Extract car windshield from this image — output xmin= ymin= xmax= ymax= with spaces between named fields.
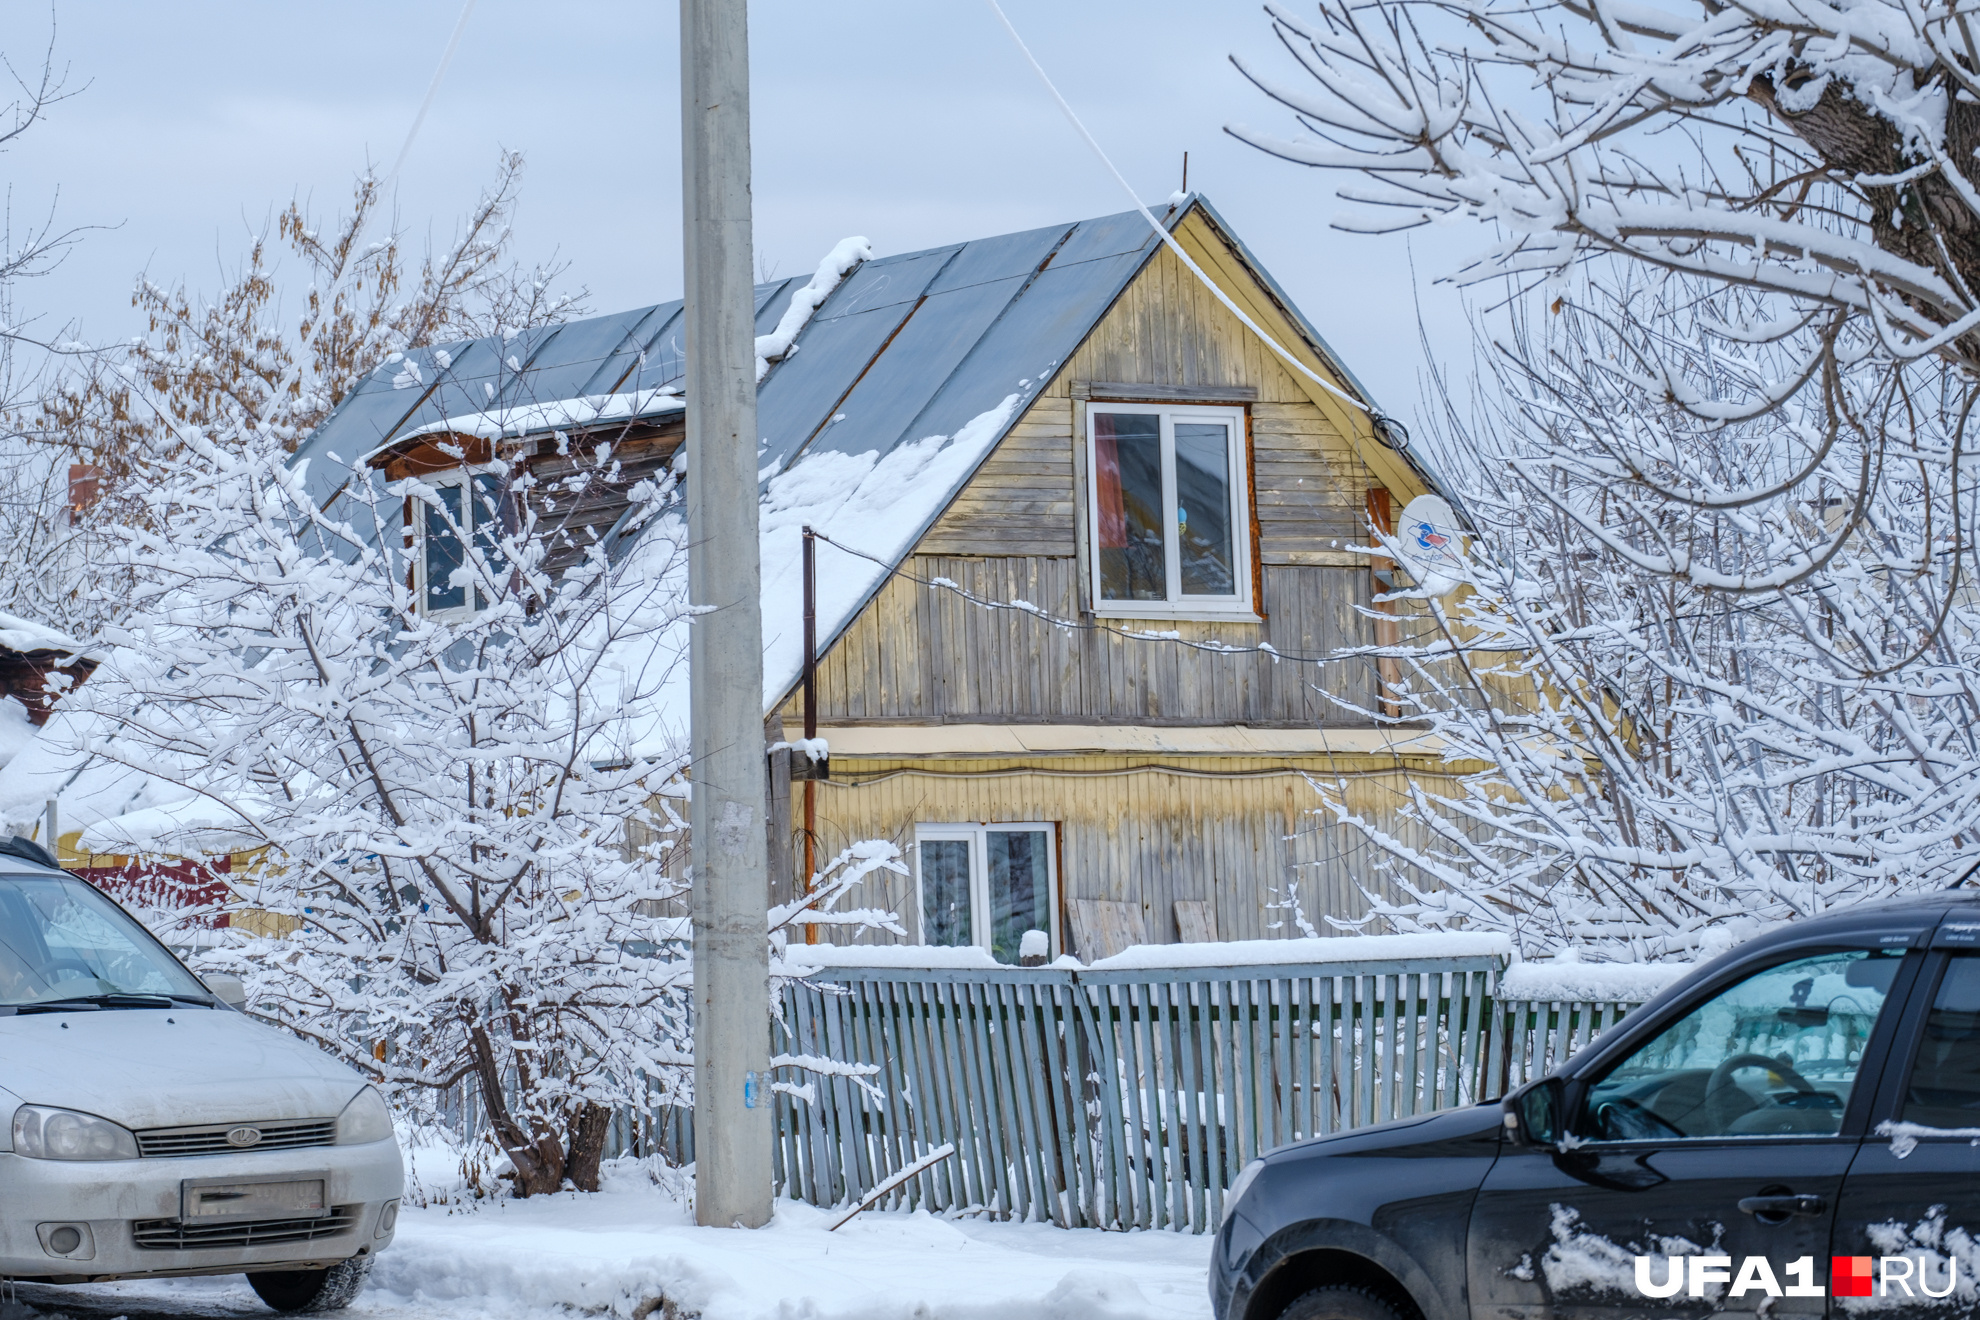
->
xmin=0 ymin=873 xmax=210 ymax=1007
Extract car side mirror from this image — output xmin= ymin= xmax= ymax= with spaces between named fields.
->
xmin=1504 ymin=1078 xmax=1563 ymax=1148
xmin=202 ymin=973 xmax=248 ymax=1010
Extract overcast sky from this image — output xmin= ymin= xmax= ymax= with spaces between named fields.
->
xmin=1 ymin=0 xmax=1482 ymax=429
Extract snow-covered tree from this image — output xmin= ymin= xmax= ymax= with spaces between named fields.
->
xmin=5 ymin=152 xmax=581 ymax=639
xmin=1237 ymin=0 xmax=1980 ymax=954
xmin=69 ymin=412 xmax=901 ymax=1195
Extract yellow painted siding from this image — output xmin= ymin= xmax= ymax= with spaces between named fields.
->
xmin=800 ymin=754 xmax=1467 ymax=954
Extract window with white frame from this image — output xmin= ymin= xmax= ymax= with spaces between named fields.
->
xmin=1086 ymin=403 xmax=1253 ymax=617
xmin=915 ymin=823 xmax=1058 ymax=964
xmin=415 ymin=470 xmax=510 ymax=616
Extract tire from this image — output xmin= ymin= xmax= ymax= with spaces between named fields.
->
xmin=1275 ymin=1284 xmax=1410 ymax=1320
xmin=246 ymin=1255 xmax=374 ymax=1313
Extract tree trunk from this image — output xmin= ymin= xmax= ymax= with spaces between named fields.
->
xmin=467 ymin=1023 xmax=568 ymax=1197
xmin=563 ymin=1102 xmax=615 ymax=1193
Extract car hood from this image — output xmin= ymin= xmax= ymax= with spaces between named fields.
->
xmin=0 ymin=1008 xmax=365 ymax=1131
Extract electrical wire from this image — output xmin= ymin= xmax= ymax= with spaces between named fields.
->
xmin=980 ymin=0 xmax=1378 ymax=424
xmin=386 ymin=0 xmax=478 ymax=185
xmin=809 ymin=529 xmax=1383 ymax=670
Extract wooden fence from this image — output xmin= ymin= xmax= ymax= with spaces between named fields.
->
xmin=764 ymin=956 xmax=1648 ymax=1232
xmin=432 ymin=955 xmax=1649 ymax=1230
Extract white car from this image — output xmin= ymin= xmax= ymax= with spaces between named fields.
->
xmin=0 ymin=838 xmax=403 ymax=1313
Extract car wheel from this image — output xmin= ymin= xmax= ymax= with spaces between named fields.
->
xmin=246 ymin=1255 xmax=374 ymax=1313
xmin=1276 ymin=1284 xmax=1410 ymax=1320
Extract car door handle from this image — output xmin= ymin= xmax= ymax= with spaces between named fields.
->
xmin=1738 ymin=1194 xmax=1827 ymax=1218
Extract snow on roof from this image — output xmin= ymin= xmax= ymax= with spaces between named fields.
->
xmin=77 ymin=793 xmax=265 ymax=858
xmin=0 ymin=700 xmax=241 ymax=856
xmin=385 ymin=387 xmax=683 ymax=448
xmin=0 ymin=609 xmax=85 ymax=656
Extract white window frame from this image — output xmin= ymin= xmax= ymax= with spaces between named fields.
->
xmin=1085 ymin=402 xmax=1254 ymax=619
xmin=410 ymin=465 xmax=508 ymax=619
xmin=912 ymin=822 xmax=1060 ymax=961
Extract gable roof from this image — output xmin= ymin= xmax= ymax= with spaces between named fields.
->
xmin=293 ymin=195 xmax=1448 ymax=757
xmin=298 ymin=194 xmax=1434 ymax=513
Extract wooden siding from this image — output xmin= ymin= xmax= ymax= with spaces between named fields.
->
xmin=800 ymin=756 xmax=1465 ymax=949
xmin=921 ymin=240 xmax=1381 ymax=570
xmin=917 ymin=397 xmax=1077 ymax=557
xmin=778 ymin=221 xmax=1462 ymax=948
xmin=801 ymin=237 xmax=1410 ymax=728
xmin=785 ymin=555 xmax=1380 ymax=726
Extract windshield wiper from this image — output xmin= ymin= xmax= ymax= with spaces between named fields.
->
xmin=10 ymin=992 xmax=214 ymax=1015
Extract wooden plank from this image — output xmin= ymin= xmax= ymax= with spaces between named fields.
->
xmin=1072 ymin=899 xmax=1148 ymax=961
xmin=1174 ymin=899 xmax=1218 ymax=943
xmin=1150 ymin=982 xmax=1186 ymax=1230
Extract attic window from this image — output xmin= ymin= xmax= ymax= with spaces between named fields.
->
xmin=1087 ymin=403 xmax=1253 ymax=617
xmin=416 ymin=470 xmax=510 ymax=615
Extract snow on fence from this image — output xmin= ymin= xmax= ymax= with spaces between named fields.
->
xmin=763 ymin=947 xmax=1674 ymax=1232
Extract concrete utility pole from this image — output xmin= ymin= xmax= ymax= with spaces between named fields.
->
xmin=682 ymin=0 xmax=773 ymax=1229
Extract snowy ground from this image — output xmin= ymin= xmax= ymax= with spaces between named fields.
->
xmin=6 ymin=1159 xmax=1214 ymax=1320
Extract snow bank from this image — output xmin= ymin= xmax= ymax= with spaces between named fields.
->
xmin=41 ymin=1158 xmax=1212 ymax=1320
xmin=372 ymin=1168 xmax=1209 ymax=1320
xmin=1499 ymin=956 xmax=1693 ymax=1003
xmin=1087 ymin=931 xmax=1511 ymax=970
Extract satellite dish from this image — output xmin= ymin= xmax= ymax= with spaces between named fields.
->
xmin=1393 ymin=494 xmax=1467 ymax=593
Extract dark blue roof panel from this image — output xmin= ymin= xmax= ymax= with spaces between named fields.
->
xmin=294 ymin=196 xmax=1415 ymax=559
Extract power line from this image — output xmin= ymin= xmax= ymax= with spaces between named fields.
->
xmin=980 ymin=0 xmax=1378 ymax=424
xmin=386 ymin=0 xmax=478 ymax=185
xmin=808 ymin=529 xmax=1378 ymax=670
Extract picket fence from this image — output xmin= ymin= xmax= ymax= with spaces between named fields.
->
xmin=763 ymin=956 xmax=1641 ymax=1231
xmin=439 ymin=953 xmax=1646 ymax=1231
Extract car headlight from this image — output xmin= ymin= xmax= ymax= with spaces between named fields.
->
xmin=1222 ymin=1157 xmax=1266 ymax=1227
xmin=12 ymin=1105 xmax=139 ymax=1161
xmin=335 ymin=1086 xmax=395 ymax=1145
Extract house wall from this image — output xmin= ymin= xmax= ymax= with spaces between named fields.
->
xmin=780 ymin=237 xmax=1400 ymax=730
xmin=800 ymin=754 xmax=1465 ymax=953
xmin=779 ymin=225 xmax=1449 ymax=947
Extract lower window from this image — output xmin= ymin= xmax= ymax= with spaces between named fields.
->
xmin=914 ymin=823 xmax=1057 ymax=964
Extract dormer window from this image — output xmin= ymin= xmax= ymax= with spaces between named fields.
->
xmin=416 ymin=470 xmax=510 ymax=615
xmin=1087 ymin=403 xmax=1253 ymax=617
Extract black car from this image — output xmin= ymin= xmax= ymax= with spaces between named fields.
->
xmin=1214 ymin=893 xmax=1980 ymax=1320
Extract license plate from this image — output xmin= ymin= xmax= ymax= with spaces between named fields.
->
xmin=181 ymin=1177 xmax=328 ymax=1220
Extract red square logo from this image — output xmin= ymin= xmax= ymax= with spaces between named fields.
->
xmin=1833 ymin=1256 xmax=1875 ymax=1298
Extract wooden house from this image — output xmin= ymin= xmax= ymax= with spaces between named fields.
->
xmin=279 ymin=195 xmax=1465 ymax=961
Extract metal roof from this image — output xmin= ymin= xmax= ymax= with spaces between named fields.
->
xmin=293 ymin=195 xmax=1453 ymax=594
xmin=297 ymin=193 xmax=1431 ymax=508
